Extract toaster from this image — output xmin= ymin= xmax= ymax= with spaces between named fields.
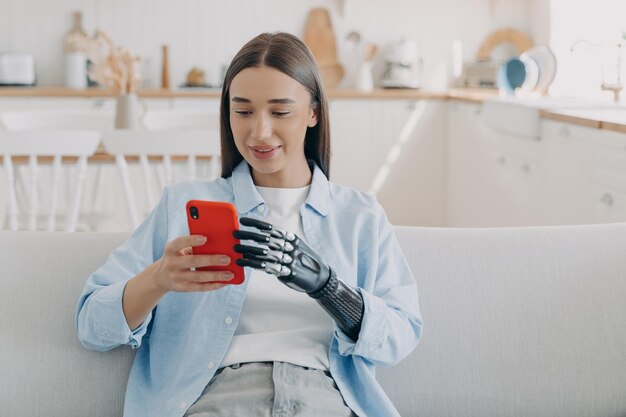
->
xmin=0 ymin=52 xmax=36 ymax=86
xmin=459 ymin=60 xmax=500 ymax=89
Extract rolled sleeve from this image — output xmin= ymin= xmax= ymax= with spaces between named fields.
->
xmin=335 ymin=288 xmax=389 ymax=356
xmin=76 ymin=187 xmax=170 ymax=352
xmin=77 ymin=281 xmax=151 ymax=350
xmin=336 ymin=199 xmax=422 ymax=367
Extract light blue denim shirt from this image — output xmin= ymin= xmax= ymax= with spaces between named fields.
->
xmin=76 ymin=160 xmax=422 ymax=417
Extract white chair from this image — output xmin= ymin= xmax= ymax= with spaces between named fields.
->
xmin=0 ymin=130 xmax=101 ymax=231
xmin=101 ymin=128 xmax=221 ymax=229
xmin=141 ymin=108 xmax=219 ymax=130
xmin=0 ymin=109 xmax=115 ymax=232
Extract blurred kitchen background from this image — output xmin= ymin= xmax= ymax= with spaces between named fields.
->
xmin=1 ymin=0 xmax=626 ymax=232
xmin=2 ymin=0 xmax=544 ymax=90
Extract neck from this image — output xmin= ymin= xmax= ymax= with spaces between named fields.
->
xmin=251 ymin=158 xmax=312 ymax=188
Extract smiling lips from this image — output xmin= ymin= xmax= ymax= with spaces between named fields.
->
xmin=250 ymin=145 xmax=281 ymax=159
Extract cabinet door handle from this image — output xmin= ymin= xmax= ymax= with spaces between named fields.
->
xmin=601 ymin=193 xmax=614 ymax=206
xmin=559 ymin=125 xmax=570 ymax=138
xmin=407 ymin=101 xmax=419 ymax=110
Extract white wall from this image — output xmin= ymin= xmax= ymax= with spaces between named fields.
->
xmin=548 ymin=0 xmax=626 ymax=103
xmin=0 ymin=0 xmax=532 ymax=90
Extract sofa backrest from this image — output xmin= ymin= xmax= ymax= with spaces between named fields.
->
xmin=0 ymin=232 xmax=133 ymax=416
xmin=378 ymin=224 xmax=626 ymax=417
xmin=1 ymin=224 xmax=625 ymax=416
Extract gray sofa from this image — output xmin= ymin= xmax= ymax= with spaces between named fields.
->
xmin=1 ymin=224 xmax=625 ymax=416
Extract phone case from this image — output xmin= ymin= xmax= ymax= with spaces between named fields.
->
xmin=186 ymin=200 xmax=245 ymax=285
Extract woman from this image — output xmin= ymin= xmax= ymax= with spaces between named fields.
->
xmin=77 ymin=32 xmax=422 ymax=417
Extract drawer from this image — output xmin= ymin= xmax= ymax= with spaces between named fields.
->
xmin=593 ymin=138 xmax=626 ymax=175
xmin=541 ymin=120 xmax=597 ymax=143
xmin=588 ymin=182 xmax=626 ymax=223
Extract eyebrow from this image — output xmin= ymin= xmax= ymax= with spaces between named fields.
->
xmin=231 ymin=96 xmax=297 ymax=104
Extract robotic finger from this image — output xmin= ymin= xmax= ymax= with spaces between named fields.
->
xmin=234 ymin=244 xmax=293 ymax=264
xmin=240 ymin=217 xmax=296 ymax=241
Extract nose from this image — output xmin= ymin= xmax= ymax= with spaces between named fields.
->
xmin=251 ymin=113 xmax=272 ymax=141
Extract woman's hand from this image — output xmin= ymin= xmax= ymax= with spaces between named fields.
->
xmin=152 ymin=235 xmax=234 ymax=292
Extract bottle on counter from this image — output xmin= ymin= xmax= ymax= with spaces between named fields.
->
xmin=64 ymin=11 xmax=88 ymax=89
xmin=161 ymin=45 xmax=170 ymax=90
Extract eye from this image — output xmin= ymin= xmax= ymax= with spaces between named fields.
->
xmin=273 ymin=111 xmax=290 ymax=117
xmin=234 ymin=110 xmax=251 ymax=116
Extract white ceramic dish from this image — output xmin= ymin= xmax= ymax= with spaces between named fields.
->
xmin=518 ymin=54 xmax=539 ymax=94
xmin=521 ymin=45 xmax=557 ymax=95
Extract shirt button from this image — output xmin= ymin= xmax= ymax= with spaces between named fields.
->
xmin=207 ymin=361 xmax=215 ymax=369
xmin=224 ymin=316 xmax=233 ymax=325
xmin=258 ymin=205 xmax=265 ymax=212
xmin=179 ymin=402 xmax=188 ymax=409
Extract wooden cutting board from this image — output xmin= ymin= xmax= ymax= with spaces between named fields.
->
xmin=304 ymin=7 xmax=344 ymax=87
xmin=476 ymin=28 xmax=533 ymax=61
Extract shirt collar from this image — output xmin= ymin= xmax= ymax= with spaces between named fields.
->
xmin=231 ymin=159 xmax=330 ymax=217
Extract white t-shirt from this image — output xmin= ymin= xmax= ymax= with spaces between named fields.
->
xmin=219 ymin=185 xmax=335 ymax=370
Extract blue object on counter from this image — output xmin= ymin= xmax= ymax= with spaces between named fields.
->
xmin=497 ymin=58 xmax=526 ymax=94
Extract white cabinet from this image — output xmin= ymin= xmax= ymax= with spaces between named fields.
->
xmin=542 ymin=120 xmax=626 ymax=225
xmin=447 ymin=101 xmax=547 ymax=227
xmin=541 ymin=121 xmax=593 ymax=225
xmin=587 ymin=129 xmax=626 ymax=223
xmin=447 ymin=103 xmax=626 ymax=227
xmin=446 ymin=101 xmax=492 ymax=226
xmin=0 ymin=96 xmax=172 ymax=112
xmin=330 ymin=99 xmax=446 ymax=227
xmin=171 ymin=97 xmax=220 ymax=110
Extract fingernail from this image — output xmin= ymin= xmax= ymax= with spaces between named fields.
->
xmin=223 ymin=272 xmax=234 ymax=280
xmin=218 ymin=256 xmax=231 ymax=265
xmin=197 ymin=236 xmax=207 ymax=243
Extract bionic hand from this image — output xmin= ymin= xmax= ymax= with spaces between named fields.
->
xmin=233 ymin=217 xmax=364 ymax=341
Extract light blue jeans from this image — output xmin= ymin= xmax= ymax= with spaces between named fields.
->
xmin=184 ymin=362 xmax=357 ymax=417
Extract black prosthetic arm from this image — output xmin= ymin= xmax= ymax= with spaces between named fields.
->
xmin=308 ymin=269 xmax=364 ymax=341
xmin=233 ymin=217 xmax=364 ymax=341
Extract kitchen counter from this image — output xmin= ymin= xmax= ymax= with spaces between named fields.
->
xmin=0 ymin=86 xmax=493 ymax=102
xmin=540 ymin=108 xmax=626 ymax=134
xmin=1 ymin=86 xmax=623 ymax=131
xmin=0 ymin=86 xmax=450 ymax=100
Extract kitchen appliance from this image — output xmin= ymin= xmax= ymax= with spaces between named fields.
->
xmin=381 ymin=39 xmax=421 ymax=89
xmin=459 ymin=28 xmax=534 ymax=90
xmin=0 ymin=53 xmax=36 ymax=86
xmin=459 ymin=61 xmax=500 ymax=88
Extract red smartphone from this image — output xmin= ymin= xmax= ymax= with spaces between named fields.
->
xmin=186 ymin=200 xmax=245 ymax=285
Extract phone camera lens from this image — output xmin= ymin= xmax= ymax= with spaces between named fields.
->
xmin=190 ymin=206 xmax=199 ymax=219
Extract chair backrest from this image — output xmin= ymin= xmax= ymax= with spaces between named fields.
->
xmin=101 ymin=128 xmax=221 ymax=229
xmin=141 ymin=108 xmax=219 ymax=130
xmin=0 ymin=130 xmax=101 ymax=231
xmin=0 ymin=110 xmax=114 ymax=131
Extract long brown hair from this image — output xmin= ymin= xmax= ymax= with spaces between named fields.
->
xmin=219 ymin=32 xmax=331 ymax=179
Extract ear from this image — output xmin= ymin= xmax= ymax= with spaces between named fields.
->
xmin=307 ymin=107 xmax=318 ymax=128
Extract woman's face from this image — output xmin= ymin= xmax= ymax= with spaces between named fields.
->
xmin=229 ymin=65 xmax=318 ymax=187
